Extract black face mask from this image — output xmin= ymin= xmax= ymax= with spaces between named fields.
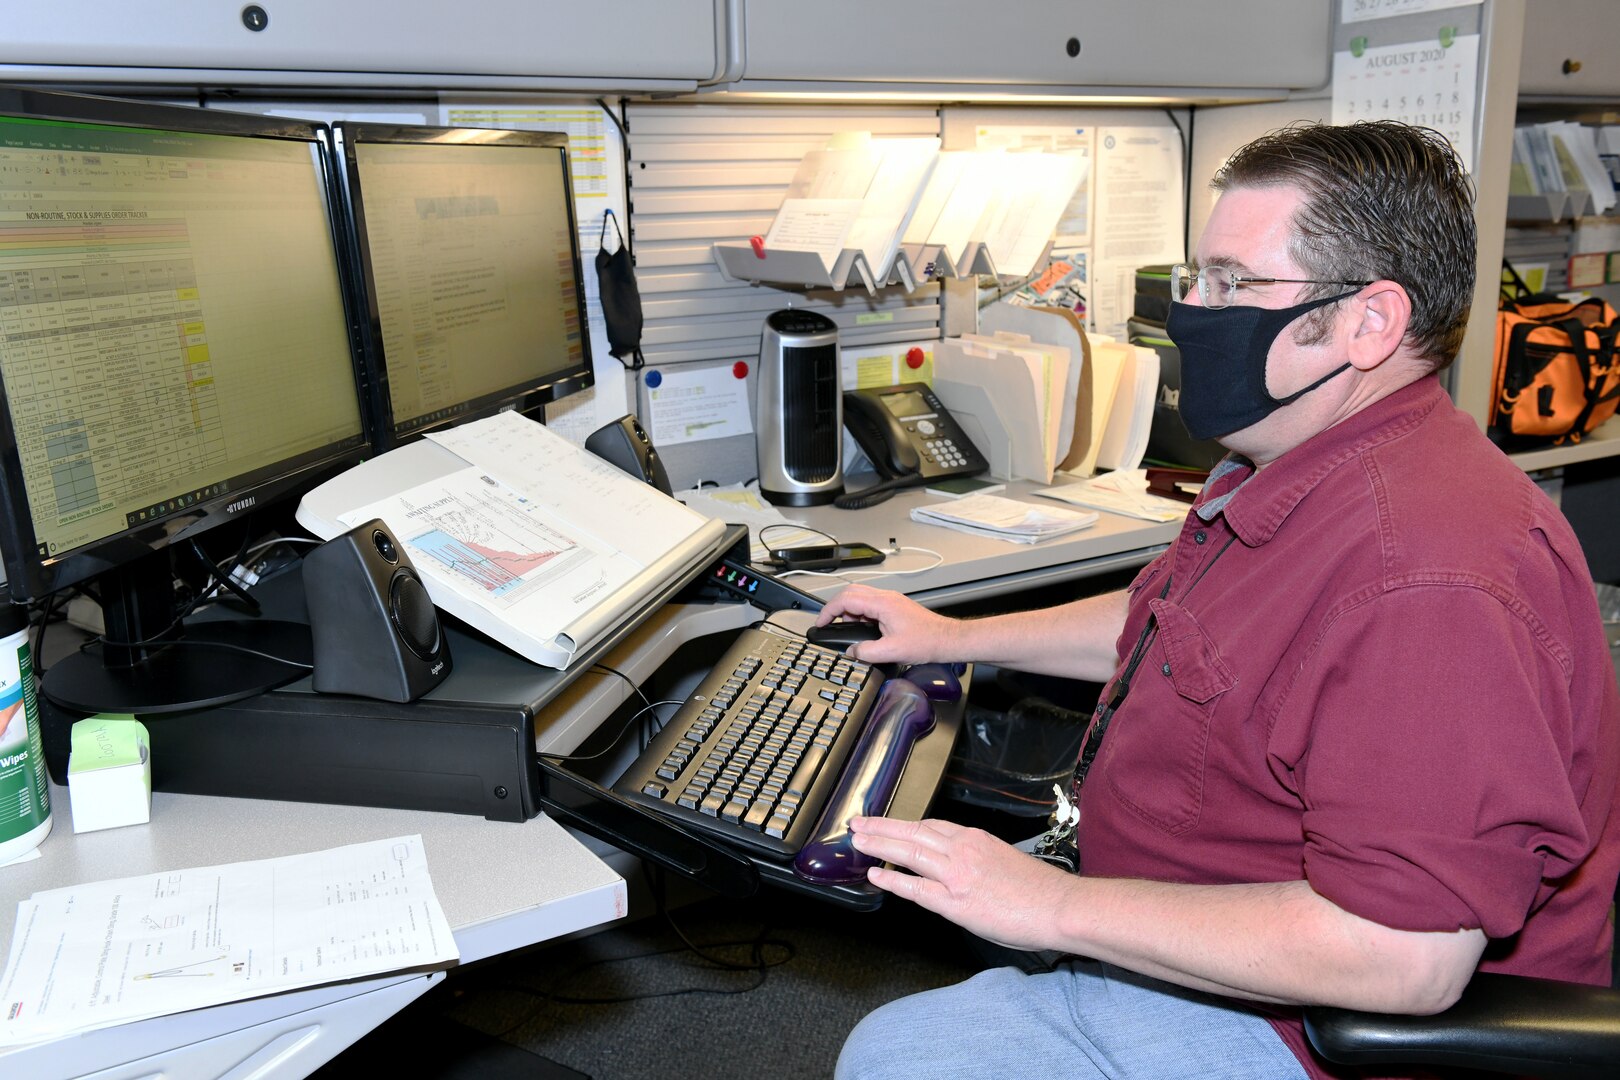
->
xmin=1165 ymin=290 xmax=1359 ymax=441
xmin=595 ymin=209 xmax=644 ymax=369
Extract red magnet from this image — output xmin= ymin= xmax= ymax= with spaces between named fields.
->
xmin=732 ymin=360 xmax=750 ymax=379
xmin=905 ymin=347 xmax=926 ymax=369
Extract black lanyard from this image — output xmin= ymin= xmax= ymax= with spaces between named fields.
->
xmin=1073 ymin=532 xmax=1238 ymax=793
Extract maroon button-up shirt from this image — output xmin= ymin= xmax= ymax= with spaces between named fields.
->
xmin=1073 ymin=376 xmax=1620 ymax=1079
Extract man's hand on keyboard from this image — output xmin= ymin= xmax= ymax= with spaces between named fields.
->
xmin=815 ymin=584 xmax=957 ymax=665
xmin=847 ymin=814 xmax=1074 ymax=953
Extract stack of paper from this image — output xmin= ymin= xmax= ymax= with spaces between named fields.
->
xmin=1067 ymin=334 xmax=1130 ymax=477
xmin=1036 ymin=469 xmax=1188 ymax=523
xmin=1093 ymin=341 xmax=1160 ymax=474
xmin=1511 ymin=121 xmax=1618 ymax=215
xmin=910 ymin=493 xmax=1098 ymax=544
xmin=761 ymin=132 xmax=942 ymax=284
xmin=974 ymin=152 xmax=1089 ymax=279
xmin=0 ymin=836 xmax=457 ymax=1047
xmin=845 ymin=136 xmax=941 ymax=282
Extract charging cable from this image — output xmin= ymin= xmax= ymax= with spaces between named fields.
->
xmin=772 ymin=544 xmax=944 ymax=579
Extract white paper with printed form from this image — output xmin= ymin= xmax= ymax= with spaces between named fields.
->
xmin=0 ymin=835 xmax=457 ymax=1047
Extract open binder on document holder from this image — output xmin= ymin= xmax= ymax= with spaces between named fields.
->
xmin=297 ymin=411 xmax=730 ymax=669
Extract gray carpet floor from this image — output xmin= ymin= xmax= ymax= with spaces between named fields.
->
xmin=312 ymin=882 xmax=984 ymax=1080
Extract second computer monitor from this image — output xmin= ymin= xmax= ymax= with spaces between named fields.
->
xmin=333 ymin=123 xmax=594 ymax=449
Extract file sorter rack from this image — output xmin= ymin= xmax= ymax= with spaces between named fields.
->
xmin=711 ymin=237 xmax=1054 ymax=295
xmin=712 ymin=240 xmax=878 ymax=294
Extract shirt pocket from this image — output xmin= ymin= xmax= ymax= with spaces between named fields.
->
xmin=1103 ymin=598 xmax=1236 ymax=836
xmin=1125 ymin=556 xmax=1168 ymax=597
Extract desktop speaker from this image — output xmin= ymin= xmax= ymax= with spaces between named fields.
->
xmin=755 ymin=309 xmax=843 ymax=506
xmin=303 ymin=519 xmax=451 ymax=703
xmin=585 ymin=413 xmax=673 ymax=495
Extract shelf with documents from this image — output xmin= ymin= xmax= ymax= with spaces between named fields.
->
xmin=716 ymin=132 xmax=1078 ymax=295
xmin=1505 ymin=191 xmax=1613 ymax=223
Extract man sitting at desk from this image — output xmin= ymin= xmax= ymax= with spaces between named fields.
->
xmin=819 ymin=121 xmax=1620 ymax=1079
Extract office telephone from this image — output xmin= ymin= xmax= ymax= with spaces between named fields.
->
xmin=837 ymin=383 xmax=989 ymax=508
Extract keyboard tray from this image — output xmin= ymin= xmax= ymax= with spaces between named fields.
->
xmin=614 ymin=627 xmax=885 ymax=859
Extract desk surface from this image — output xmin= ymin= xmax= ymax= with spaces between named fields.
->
xmin=779 ymin=479 xmax=1178 ymax=607
xmin=0 ymin=784 xmax=625 ymax=1079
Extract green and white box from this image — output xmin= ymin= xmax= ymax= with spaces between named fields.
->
xmin=68 ymin=715 xmax=152 ymax=833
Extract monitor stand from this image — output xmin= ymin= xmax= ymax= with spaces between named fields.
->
xmin=41 ymin=551 xmax=313 ymax=716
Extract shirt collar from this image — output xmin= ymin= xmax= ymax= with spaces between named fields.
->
xmin=1199 ymin=376 xmax=1449 ymax=546
xmin=1195 ymin=456 xmax=1253 ymax=522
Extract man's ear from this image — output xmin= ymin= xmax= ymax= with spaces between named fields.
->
xmin=1345 ymin=281 xmax=1412 ymax=372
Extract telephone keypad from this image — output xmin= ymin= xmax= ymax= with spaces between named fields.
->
xmin=924 ymin=438 xmax=969 ymax=469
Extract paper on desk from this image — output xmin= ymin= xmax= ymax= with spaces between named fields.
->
xmin=910 ymin=493 xmax=1098 ymax=544
xmin=675 ymin=484 xmax=819 ymax=563
xmin=1037 ymin=470 xmax=1189 ymax=523
xmin=0 ymin=835 xmax=456 ymax=1047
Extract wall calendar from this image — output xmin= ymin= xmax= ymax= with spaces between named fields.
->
xmin=1331 ymin=31 xmax=1480 ymax=175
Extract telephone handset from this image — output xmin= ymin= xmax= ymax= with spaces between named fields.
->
xmin=837 ymin=383 xmax=990 ymax=508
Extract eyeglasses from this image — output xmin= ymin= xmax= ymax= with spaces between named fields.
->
xmin=1171 ymin=263 xmax=1370 ymax=310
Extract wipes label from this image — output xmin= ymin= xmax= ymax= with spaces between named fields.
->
xmin=0 ymin=637 xmax=50 ymax=847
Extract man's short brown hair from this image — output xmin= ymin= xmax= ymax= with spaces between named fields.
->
xmin=1214 ymin=121 xmax=1477 ymax=371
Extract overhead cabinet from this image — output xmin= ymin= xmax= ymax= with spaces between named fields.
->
xmin=0 ymin=0 xmax=728 ymax=89
xmin=1517 ymin=0 xmax=1620 ymax=98
xmin=728 ymin=0 xmax=1332 ymax=93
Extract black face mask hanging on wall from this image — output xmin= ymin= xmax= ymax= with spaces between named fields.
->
xmin=595 ymin=208 xmax=644 ymax=370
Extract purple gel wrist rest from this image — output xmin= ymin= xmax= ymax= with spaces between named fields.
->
xmin=792 ymin=663 xmax=958 ymax=885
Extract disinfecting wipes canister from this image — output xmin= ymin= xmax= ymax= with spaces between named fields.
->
xmin=0 ymin=604 xmax=50 ymax=864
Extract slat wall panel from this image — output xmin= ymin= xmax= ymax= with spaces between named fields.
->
xmin=621 ymin=103 xmax=944 ymax=487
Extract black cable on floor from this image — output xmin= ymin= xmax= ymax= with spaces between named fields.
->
xmin=478 ymin=867 xmax=795 ymax=1038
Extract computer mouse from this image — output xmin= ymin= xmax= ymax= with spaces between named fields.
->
xmin=805 ymin=620 xmax=884 ymax=650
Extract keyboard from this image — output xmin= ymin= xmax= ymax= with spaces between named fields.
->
xmin=613 ymin=626 xmax=889 ymax=861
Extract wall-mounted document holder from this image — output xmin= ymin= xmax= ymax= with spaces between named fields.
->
xmin=712 ymin=241 xmax=878 ymax=294
xmin=710 ymin=134 xmax=1079 ymax=296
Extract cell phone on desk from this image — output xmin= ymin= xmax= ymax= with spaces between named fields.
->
xmin=844 ymin=383 xmax=990 ymax=483
xmin=766 ymin=542 xmax=886 ymax=571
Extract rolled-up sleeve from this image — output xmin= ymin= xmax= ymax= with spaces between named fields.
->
xmin=1279 ymin=583 xmax=1591 ymax=937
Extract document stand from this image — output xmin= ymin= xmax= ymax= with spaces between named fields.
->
xmin=712 ymin=241 xmax=879 ymax=294
xmin=1506 ymin=191 xmax=1594 ymax=222
xmin=712 ymin=238 xmax=1054 ymax=296
xmin=932 ymin=240 xmax=1054 ymax=282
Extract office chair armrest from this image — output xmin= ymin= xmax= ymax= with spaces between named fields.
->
xmin=1302 ymin=973 xmax=1620 ymax=1080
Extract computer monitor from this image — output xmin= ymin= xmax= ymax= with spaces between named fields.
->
xmin=331 ymin=123 xmax=594 ymax=450
xmin=0 ymin=88 xmax=370 ymax=714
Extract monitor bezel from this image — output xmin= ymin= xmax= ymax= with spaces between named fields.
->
xmin=0 ymin=86 xmax=372 ymax=606
xmin=332 ymin=122 xmax=596 ymax=452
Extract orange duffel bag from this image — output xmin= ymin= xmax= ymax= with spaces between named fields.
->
xmin=1490 ymin=266 xmax=1620 ymax=449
